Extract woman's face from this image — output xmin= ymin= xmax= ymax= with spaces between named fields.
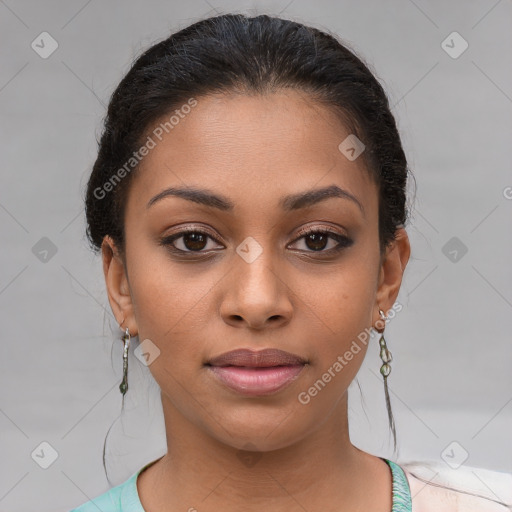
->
xmin=103 ymin=89 xmax=409 ymax=451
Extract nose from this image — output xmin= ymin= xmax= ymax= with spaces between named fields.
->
xmin=219 ymin=246 xmax=293 ymax=331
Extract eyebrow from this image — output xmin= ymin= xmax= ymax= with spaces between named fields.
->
xmin=146 ymin=184 xmax=365 ymax=216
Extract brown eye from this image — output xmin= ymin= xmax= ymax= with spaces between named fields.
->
xmin=160 ymin=227 xmax=353 ymax=257
xmin=289 ymin=228 xmax=353 ymax=254
xmin=181 ymin=232 xmax=208 ymax=251
xmin=160 ymin=229 xmax=223 ymax=253
xmin=304 ymin=232 xmax=329 ymax=251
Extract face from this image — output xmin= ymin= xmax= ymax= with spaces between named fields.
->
xmin=103 ymin=89 xmax=409 ymax=451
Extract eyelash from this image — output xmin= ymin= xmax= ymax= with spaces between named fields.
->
xmin=159 ymin=226 xmax=353 ymax=256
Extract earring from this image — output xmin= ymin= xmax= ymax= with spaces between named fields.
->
xmin=377 ymin=308 xmax=396 ymax=446
xmin=378 ymin=309 xmax=393 ymax=378
xmin=119 ymin=327 xmax=130 ymax=395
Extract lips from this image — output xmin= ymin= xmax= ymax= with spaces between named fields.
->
xmin=207 ymin=348 xmax=307 ymax=367
xmin=206 ymin=348 xmax=307 ymax=396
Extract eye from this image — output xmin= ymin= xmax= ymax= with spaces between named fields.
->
xmin=159 ymin=226 xmax=353 ymax=256
xmin=288 ymin=227 xmax=353 ymax=253
xmin=159 ymin=228 xmax=223 ymax=253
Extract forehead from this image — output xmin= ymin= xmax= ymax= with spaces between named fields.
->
xmin=128 ymin=90 xmax=376 ymax=215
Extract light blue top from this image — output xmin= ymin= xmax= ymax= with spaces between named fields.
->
xmin=70 ymin=457 xmax=412 ymax=512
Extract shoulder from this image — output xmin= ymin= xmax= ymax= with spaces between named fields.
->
xmin=69 ymin=471 xmax=142 ymax=512
xmin=398 ymin=459 xmax=512 ymax=512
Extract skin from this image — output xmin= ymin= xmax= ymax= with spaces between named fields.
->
xmin=102 ymin=89 xmax=411 ymax=512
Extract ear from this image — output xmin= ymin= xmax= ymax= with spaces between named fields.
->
xmin=373 ymin=227 xmax=411 ymax=326
xmin=101 ymin=235 xmax=138 ymax=337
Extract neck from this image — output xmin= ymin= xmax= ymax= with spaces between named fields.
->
xmin=136 ymin=391 xmax=392 ymax=512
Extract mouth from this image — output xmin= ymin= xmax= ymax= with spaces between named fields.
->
xmin=205 ymin=348 xmax=308 ymax=396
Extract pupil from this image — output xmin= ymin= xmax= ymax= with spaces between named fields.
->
xmin=184 ymin=233 xmax=206 ymax=251
xmin=306 ymin=233 xmax=327 ymax=251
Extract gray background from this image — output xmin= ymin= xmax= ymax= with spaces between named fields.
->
xmin=1 ymin=1 xmax=511 ymax=510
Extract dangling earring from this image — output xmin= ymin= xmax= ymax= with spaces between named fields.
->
xmin=378 ymin=309 xmax=393 ymax=379
xmin=119 ymin=327 xmax=130 ymax=395
xmin=377 ymin=308 xmax=396 ymax=446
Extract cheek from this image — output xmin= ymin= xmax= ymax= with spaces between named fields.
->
xmin=298 ymin=257 xmax=378 ymax=336
xmin=126 ymin=239 xmax=213 ymax=331
xmin=292 ymin=257 xmax=378 ymax=386
xmin=126 ymin=246 xmax=224 ymax=379
xmin=293 ymin=277 xmax=374 ymax=407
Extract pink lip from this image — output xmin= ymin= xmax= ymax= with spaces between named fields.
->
xmin=207 ymin=348 xmax=307 ymax=367
xmin=206 ymin=348 xmax=308 ymax=396
xmin=208 ymin=364 xmax=305 ymax=396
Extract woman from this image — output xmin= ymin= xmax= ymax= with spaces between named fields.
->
xmin=71 ymin=13 xmax=511 ymax=512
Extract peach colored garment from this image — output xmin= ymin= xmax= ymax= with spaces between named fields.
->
xmin=401 ymin=460 xmax=512 ymax=511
